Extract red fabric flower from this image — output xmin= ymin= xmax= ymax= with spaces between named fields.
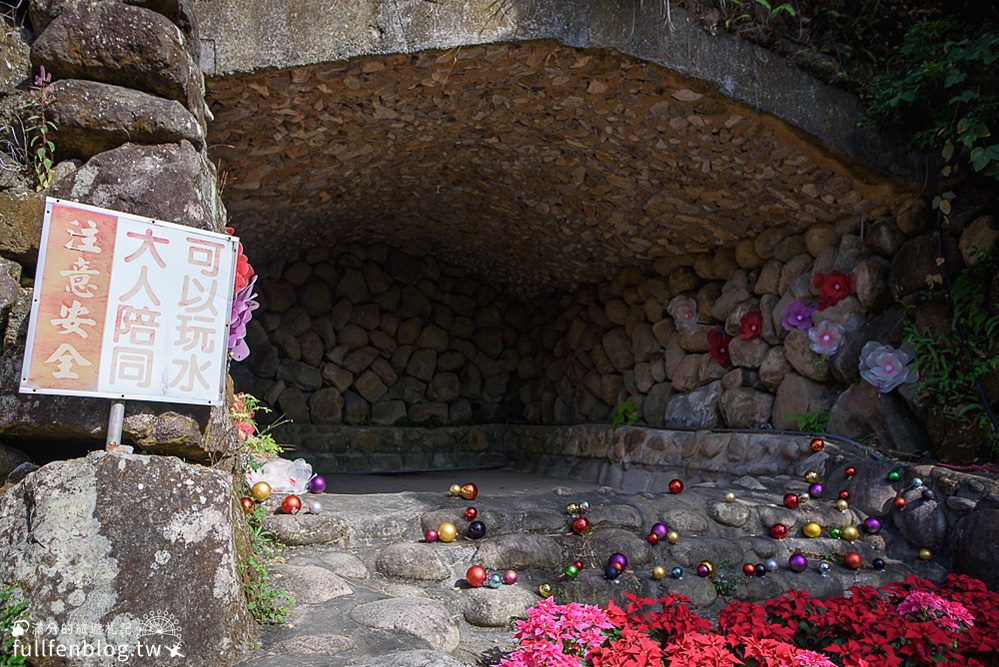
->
xmin=812 ymin=270 xmax=855 ymax=310
xmin=227 ymin=226 xmax=255 ymax=291
xmin=738 ymin=311 xmax=763 ymax=341
xmin=708 ymin=329 xmax=731 ymax=365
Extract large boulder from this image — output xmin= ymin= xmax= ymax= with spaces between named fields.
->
xmin=827 ymin=382 xmax=931 ymax=455
xmin=31 ymin=2 xmax=204 ymax=122
xmin=953 ymin=507 xmax=999 ymax=590
xmin=0 ymin=192 xmax=44 ymax=265
xmin=48 ymin=79 xmax=205 ymax=159
xmin=0 ymin=452 xmax=253 ymax=665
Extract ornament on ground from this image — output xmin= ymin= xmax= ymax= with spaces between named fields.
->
xmin=281 ymin=495 xmax=302 ymax=515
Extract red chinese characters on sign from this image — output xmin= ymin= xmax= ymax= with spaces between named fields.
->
xmin=168 ymin=237 xmax=225 ymax=393
xmin=27 ymin=205 xmax=117 ymax=391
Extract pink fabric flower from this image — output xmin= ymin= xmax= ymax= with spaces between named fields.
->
xmin=781 ymin=299 xmax=817 ymax=332
xmin=807 ymin=320 xmax=845 ymax=356
xmin=668 ymin=295 xmax=699 ymax=335
xmin=858 ymin=342 xmax=918 ymax=393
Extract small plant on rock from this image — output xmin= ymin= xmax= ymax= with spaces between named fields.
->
xmin=25 ymin=66 xmax=57 ymax=191
xmin=241 ymin=505 xmax=295 ymax=624
xmin=0 ymin=583 xmax=28 ymax=666
xmin=231 ymin=392 xmax=285 ymax=458
xmin=788 ymin=411 xmax=829 ymax=434
xmin=611 ymin=397 xmax=642 ymax=429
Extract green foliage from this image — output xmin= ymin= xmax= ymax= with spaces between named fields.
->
xmin=0 ymin=584 xmax=28 ymax=666
xmin=241 ymin=506 xmax=295 ymax=623
xmin=904 ymin=248 xmax=999 ymax=452
xmin=232 ymin=392 xmax=285 ymax=457
xmin=25 ymin=66 xmax=56 ymax=191
xmin=610 ymin=397 xmax=642 ymax=429
xmin=788 ymin=411 xmax=829 ymax=434
xmin=863 ymin=18 xmax=999 ymax=181
xmin=723 ymin=0 xmax=796 ymax=29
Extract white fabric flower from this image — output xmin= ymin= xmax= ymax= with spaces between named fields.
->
xmin=667 ymin=295 xmax=699 ymax=335
xmin=808 ymin=320 xmax=846 ymax=356
xmin=859 ymin=342 xmax=918 ymax=393
xmin=245 ymin=458 xmax=313 ymax=494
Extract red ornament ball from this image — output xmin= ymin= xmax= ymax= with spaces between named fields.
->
xmin=893 ymin=496 xmax=907 ymax=510
xmin=424 ymin=529 xmax=438 ymax=543
xmin=607 ymin=560 xmax=624 ymax=574
xmin=668 ymin=479 xmax=684 ymax=495
xmin=742 ymin=563 xmax=757 ymax=577
xmin=465 ymin=565 xmax=487 ymax=588
xmin=769 ymin=523 xmax=788 ymax=540
xmin=838 ymin=490 xmax=850 ymax=500
xmin=281 ymin=495 xmax=302 ymax=515
xmin=572 ymin=560 xmax=584 ymax=571
xmin=809 ymin=438 xmax=825 ymax=452
xmin=783 ymin=493 xmax=800 ymax=509
xmin=646 ymin=532 xmax=660 ymax=545
xmin=845 ymin=466 xmax=856 ymax=478
xmin=571 ymin=516 xmax=591 ymax=535
xmin=460 ymin=483 xmax=478 ymax=500
xmin=843 ymin=552 xmax=863 ymax=570
xmin=464 ymin=507 xmax=478 ymax=521
xmin=239 ymin=497 xmax=255 ymax=515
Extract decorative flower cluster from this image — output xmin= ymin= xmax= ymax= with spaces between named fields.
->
xmin=667 ymin=296 xmax=699 ymax=335
xmin=226 ymin=225 xmax=258 ymax=361
xmin=495 ymin=575 xmax=998 ymax=667
xmin=859 ymin=341 xmax=919 ymax=394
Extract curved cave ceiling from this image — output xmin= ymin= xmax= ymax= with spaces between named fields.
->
xmin=206 ymin=40 xmax=905 ymax=296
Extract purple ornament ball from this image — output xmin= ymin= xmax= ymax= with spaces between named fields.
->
xmin=863 ymin=517 xmax=882 ymax=534
xmin=651 ymin=523 xmax=668 ymax=539
xmin=608 ymin=552 xmax=628 ymax=569
xmin=808 ymin=482 xmax=824 ymax=498
xmin=788 ymin=554 xmax=808 ymax=573
xmin=696 ymin=563 xmax=710 ymax=578
xmin=308 ymin=475 xmax=327 ymax=494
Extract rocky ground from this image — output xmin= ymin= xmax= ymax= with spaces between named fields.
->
xmin=238 ymin=467 xmax=947 ymax=666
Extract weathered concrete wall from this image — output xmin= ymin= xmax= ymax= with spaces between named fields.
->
xmin=195 ymin=0 xmax=914 ymax=179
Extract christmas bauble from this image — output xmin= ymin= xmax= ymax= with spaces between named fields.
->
xmin=911 ymin=477 xmax=923 ymax=488
xmin=666 ymin=530 xmax=680 ymax=545
xmin=838 ymin=490 xmax=850 ymax=500
xmin=783 ymin=493 xmax=800 ymax=509
xmin=863 ymin=517 xmax=881 ymax=534
xmin=488 ymin=574 xmax=503 ymax=589
xmin=668 ymin=479 xmax=684 ymax=494
xmin=424 ymin=529 xmax=438 ymax=543
xmin=573 ymin=560 xmax=584 ymax=571
xmin=804 ymin=470 xmax=820 ymax=484
xmin=922 ymin=489 xmax=936 ymax=500
xmin=239 ymin=497 xmax=255 ymax=515
xmin=918 ymin=548 xmax=933 ymax=561
xmin=460 ymin=483 xmax=478 ymax=500
xmin=571 ymin=516 xmax=591 ymax=535
xmin=604 ymin=565 xmax=620 ymax=580
xmin=309 ymin=500 xmax=323 ymax=514
xmin=893 ymin=496 xmax=906 ymax=510
xmin=464 ymin=507 xmax=478 ymax=521
xmin=466 ymin=565 xmax=487 ymax=587
xmin=646 ymin=532 xmax=659 ymax=545
xmin=818 ymin=561 xmax=830 ymax=576
xmin=770 ymin=523 xmax=788 ymax=539
xmin=724 ymin=492 xmax=736 ymax=503
xmin=437 ymin=522 xmax=458 ymax=543
xmin=563 ymin=564 xmax=579 ymax=580
xmin=308 ymin=475 xmax=327 ymax=494
xmin=466 ymin=521 xmax=487 ymax=539
xmin=802 ymin=521 xmax=822 ymax=538
xmin=449 ymin=484 xmax=462 ymax=497
xmin=607 ymin=561 xmax=624 ymax=574
xmin=808 ymin=483 xmax=824 ymax=498
xmin=503 ymin=569 xmax=518 ymax=585
xmin=566 ymin=503 xmax=580 ymax=515
xmin=281 ymin=495 xmax=302 ymax=515
xmin=696 ymin=560 xmax=714 ymax=578
xmin=834 ymin=499 xmax=849 ymax=511
xmin=671 ymin=566 xmax=683 ymax=579
xmin=765 ymin=559 xmax=778 ymax=572
xmin=887 ymin=470 xmax=901 ymax=482
xmin=829 ymin=527 xmax=842 ymax=539
xmin=755 ymin=564 xmax=767 ymax=577
xmin=742 ymin=563 xmax=756 ymax=576
xmin=538 ymin=583 xmax=552 ymax=597
xmin=810 ymin=438 xmax=825 ymax=452
xmin=651 ymin=522 xmax=668 ymax=539
xmin=788 ymin=554 xmax=808 ymax=573
xmin=579 ymin=501 xmax=590 ymax=513
xmin=845 ymin=466 xmax=856 ymax=478
xmin=872 ymin=558 xmax=886 ymax=571
xmin=250 ymin=481 xmax=272 ymax=502
xmin=843 ymin=552 xmax=862 ymax=570
xmin=841 ymin=525 xmax=860 ymax=542
xmin=608 ymin=552 xmax=628 ymax=569
xmin=651 ymin=565 xmax=667 ymax=580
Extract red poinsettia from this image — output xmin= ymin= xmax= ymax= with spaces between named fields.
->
xmin=812 ymin=270 xmax=855 ymax=310
xmin=227 ymin=226 xmax=255 ymax=291
xmin=708 ymin=329 xmax=731 ymax=365
xmin=738 ymin=311 xmax=763 ymax=341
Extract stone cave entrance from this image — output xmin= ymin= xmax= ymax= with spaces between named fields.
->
xmin=206 ymin=40 xmax=907 ymax=474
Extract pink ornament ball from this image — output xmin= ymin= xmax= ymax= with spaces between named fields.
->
xmin=503 ymin=569 xmax=518 ymax=585
xmin=424 ymin=529 xmax=438 ymax=543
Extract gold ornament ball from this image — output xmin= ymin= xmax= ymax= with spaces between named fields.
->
xmin=834 ymin=499 xmax=849 ymax=512
xmin=651 ymin=565 xmax=667 ymax=581
xmin=918 ymin=548 xmax=933 ymax=561
xmin=804 ymin=470 xmax=820 ymax=484
xmin=437 ymin=521 xmax=458 ymax=543
xmin=666 ymin=530 xmax=680 ymax=544
xmin=250 ymin=481 xmax=272 ymax=502
xmin=724 ymin=492 xmax=736 ymax=503
xmin=802 ymin=521 xmax=822 ymax=538
xmin=449 ymin=484 xmax=462 ymax=497
xmin=841 ymin=525 xmax=860 ymax=542
xmin=566 ymin=503 xmax=579 ymax=515
xmin=538 ymin=583 xmax=552 ymax=597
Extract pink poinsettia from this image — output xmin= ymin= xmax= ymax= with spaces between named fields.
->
xmin=807 ymin=320 xmax=845 ymax=356
xmin=897 ymin=591 xmax=974 ymax=631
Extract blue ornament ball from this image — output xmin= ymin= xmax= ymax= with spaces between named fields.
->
xmin=603 ymin=565 xmax=620 ymax=580
xmin=754 ymin=564 xmax=767 ymax=577
xmin=488 ymin=574 xmax=503 ymax=589
xmin=670 ymin=566 xmax=683 ymax=580
xmin=764 ymin=559 xmax=778 ymax=572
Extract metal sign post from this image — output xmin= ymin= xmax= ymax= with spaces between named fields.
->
xmin=104 ymin=401 xmax=131 ymax=453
